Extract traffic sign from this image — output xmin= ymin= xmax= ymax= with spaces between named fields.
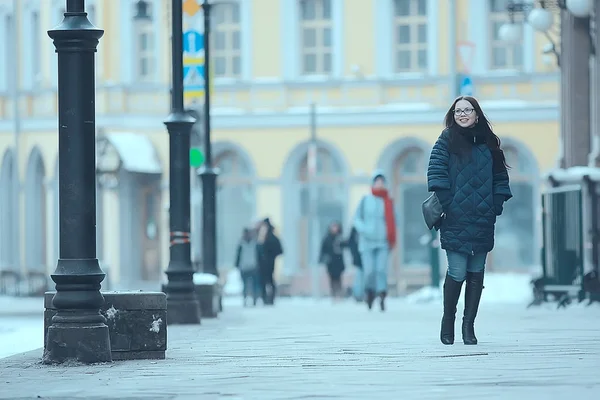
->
xmin=183 ymin=30 xmax=203 ymax=55
xmin=458 ymin=74 xmax=474 ymax=96
xmin=184 ymin=64 xmax=205 ymax=90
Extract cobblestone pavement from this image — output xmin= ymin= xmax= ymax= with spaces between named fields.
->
xmin=1 ymin=298 xmax=600 ymax=399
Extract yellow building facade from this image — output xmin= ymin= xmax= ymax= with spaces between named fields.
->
xmin=0 ymin=0 xmax=559 ymax=294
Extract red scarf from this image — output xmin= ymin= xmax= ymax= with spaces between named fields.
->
xmin=371 ymin=187 xmax=397 ymax=248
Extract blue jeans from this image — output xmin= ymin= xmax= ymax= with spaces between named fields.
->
xmin=446 ymin=251 xmax=487 ymax=282
xmin=352 ymin=267 xmax=364 ymax=300
xmin=361 ymin=248 xmax=389 ymax=293
xmin=240 ymin=270 xmax=259 ymax=299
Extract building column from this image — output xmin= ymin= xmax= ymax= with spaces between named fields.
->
xmin=590 ymin=4 xmax=600 ymax=166
xmin=559 ymin=11 xmax=591 ymax=168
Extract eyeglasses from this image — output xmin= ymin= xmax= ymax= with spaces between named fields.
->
xmin=454 ymin=108 xmax=474 ymax=116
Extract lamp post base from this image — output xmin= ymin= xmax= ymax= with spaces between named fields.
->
xmin=166 ymin=296 xmax=202 ymax=324
xmin=164 ymin=261 xmax=201 ymax=325
xmin=43 ymin=311 xmax=112 ymax=364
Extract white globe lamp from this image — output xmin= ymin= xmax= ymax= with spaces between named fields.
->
xmin=566 ymin=0 xmax=592 ymax=18
xmin=498 ymin=23 xmax=522 ymax=44
xmin=527 ymin=8 xmax=554 ymax=32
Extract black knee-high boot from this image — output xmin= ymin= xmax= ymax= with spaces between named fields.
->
xmin=440 ymin=273 xmax=464 ymax=345
xmin=462 ymin=271 xmax=484 ymax=345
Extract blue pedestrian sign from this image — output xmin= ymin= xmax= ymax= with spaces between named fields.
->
xmin=183 ymin=30 xmax=203 ymax=55
xmin=183 ymin=64 xmax=205 ymax=91
xmin=458 ymin=75 xmax=474 ymax=96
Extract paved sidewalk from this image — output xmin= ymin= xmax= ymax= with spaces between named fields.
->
xmin=1 ymin=298 xmax=600 ymax=399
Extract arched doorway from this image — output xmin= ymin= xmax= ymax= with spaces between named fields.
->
xmin=25 ymin=147 xmax=47 ymax=272
xmin=0 ymin=149 xmax=18 ymax=270
xmin=378 ymin=138 xmax=431 ymax=293
xmin=282 ymin=141 xmax=349 ymax=288
xmin=213 ymin=144 xmax=256 ymax=271
xmin=491 ymin=140 xmax=539 ymax=270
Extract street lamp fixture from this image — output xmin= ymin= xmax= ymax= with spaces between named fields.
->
xmin=498 ymin=0 xmax=594 ymax=66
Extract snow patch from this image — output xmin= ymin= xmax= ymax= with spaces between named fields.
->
xmin=105 ymin=306 xmax=118 ymax=320
xmin=149 ymin=317 xmax=163 ymax=333
xmin=193 ymin=273 xmax=218 ymax=285
xmin=403 ymin=272 xmax=534 ymax=305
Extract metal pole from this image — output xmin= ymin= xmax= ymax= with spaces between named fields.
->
xmin=308 ymin=103 xmax=319 ymax=298
xmin=199 ymin=0 xmax=219 ymax=277
xmin=448 ymin=0 xmax=458 ymax=99
xmin=10 ymin=0 xmax=21 ymax=273
xmin=163 ymin=0 xmax=201 ymax=324
xmin=44 ymin=0 xmax=111 ymax=364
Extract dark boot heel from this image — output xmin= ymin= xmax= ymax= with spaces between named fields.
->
xmin=462 ymin=272 xmax=484 ymax=345
xmin=366 ymin=290 xmax=375 ymax=310
xmin=379 ymin=291 xmax=387 ymax=312
xmin=440 ymin=274 xmax=464 ymax=345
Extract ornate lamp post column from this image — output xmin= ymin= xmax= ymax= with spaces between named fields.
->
xmin=44 ymin=0 xmax=111 ymax=364
xmin=199 ymin=0 xmax=219 ymax=278
xmin=163 ymin=0 xmax=202 ymax=324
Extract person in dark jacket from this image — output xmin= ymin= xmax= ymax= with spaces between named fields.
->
xmin=427 ymin=96 xmax=512 ymax=346
xmin=319 ymin=221 xmax=346 ymax=300
xmin=235 ymin=227 xmax=259 ymax=307
xmin=257 ymin=218 xmax=283 ymax=305
xmin=345 ymin=227 xmax=363 ymax=301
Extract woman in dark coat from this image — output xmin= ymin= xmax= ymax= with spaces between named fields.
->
xmin=319 ymin=221 xmax=346 ymax=300
xmin=257 ymin=218 xmax=283 ymax=305
xmin=346 ymin=227 xmax=363 ymax=301
xmin=427 ymin=96 xmax=512 ymax=346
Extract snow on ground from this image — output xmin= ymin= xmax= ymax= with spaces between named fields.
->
xmin=404 ymin=272 xmax=534 ymax=305
xmin=0 ymin=316 xmax=43 ymax=360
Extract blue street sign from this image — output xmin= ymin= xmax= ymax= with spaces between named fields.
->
xmin=183 ymin=30 xmax=204 ymax=55
xmin=183 ymin=64 xmax=205 ymax=92
xmin=458 ymin=75 xmax=474 ymax=96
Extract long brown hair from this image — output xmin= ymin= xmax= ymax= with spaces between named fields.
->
xmin=443 ymin=96 xmax=509 ymax=172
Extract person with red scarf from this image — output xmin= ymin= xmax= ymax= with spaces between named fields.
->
xmin=352 ymin=170 xmax=398 ymax=311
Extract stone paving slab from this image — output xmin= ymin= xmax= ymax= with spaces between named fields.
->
xmin=1 ymin=298 xmax=600 ymax=399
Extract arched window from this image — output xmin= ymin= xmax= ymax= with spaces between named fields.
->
xmin=25 ymin=147 xmax=47 ymax=272
xmin=297 ymin=147 xmax=345 ymax=268
xmin=392 ymin=148 xmax=430 ymax=269
xmin=492 ymin=144 xmax=538 ymax=270
xmin=282 ymin=142 xmax=348 ymax=282
xmin=0 ymin=150 xmax=18 ymax=269
xmin=214 ymin=149 xmax=255 ymax=270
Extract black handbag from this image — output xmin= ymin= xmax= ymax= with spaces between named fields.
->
xmin=422 ymin=193 xmax=444 ymax=231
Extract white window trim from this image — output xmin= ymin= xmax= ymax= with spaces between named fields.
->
xmin=280 ymin=0 xmax=344 ymax=80
xmin=213 ymin=0 xmax=253 ymax=84
xmin=121 ymin=0 xmax=162 ymax=85
xmin=0 ymin=1 xmax=15 ymax=93
xmin=21 ymin=0 xmax=41 ymax=90
xmin=375 ymin=0 xmax=439 ymax=78
xmin=468 ymin=0 xmax=534 ymax=75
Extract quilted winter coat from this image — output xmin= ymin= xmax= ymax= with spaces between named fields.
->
xmin=427 ymin=129 xmax=512 ymax=255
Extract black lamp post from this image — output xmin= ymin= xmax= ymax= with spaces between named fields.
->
xmin=44 ymin=0 xmax=111 ymax=364
xmin=199 ymin=0 xmax=219 ymax=277
xmin=161 ymin=0 xmax=201 ymax=324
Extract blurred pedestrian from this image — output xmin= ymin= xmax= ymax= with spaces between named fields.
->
xmin=319 ymin=221 xmax=346 ymax=301
xmin=235 ymin=227 xmax=259 ymax=307
xmin=353 ymin=170 xmax=398 ymax=311
xmin=345 ymin=227 xmax=363 ymax=301
xmin=257 ymin=218 xmax=283 ymax=305
xmin=427 ymin=95 xmax=512 ymax=345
